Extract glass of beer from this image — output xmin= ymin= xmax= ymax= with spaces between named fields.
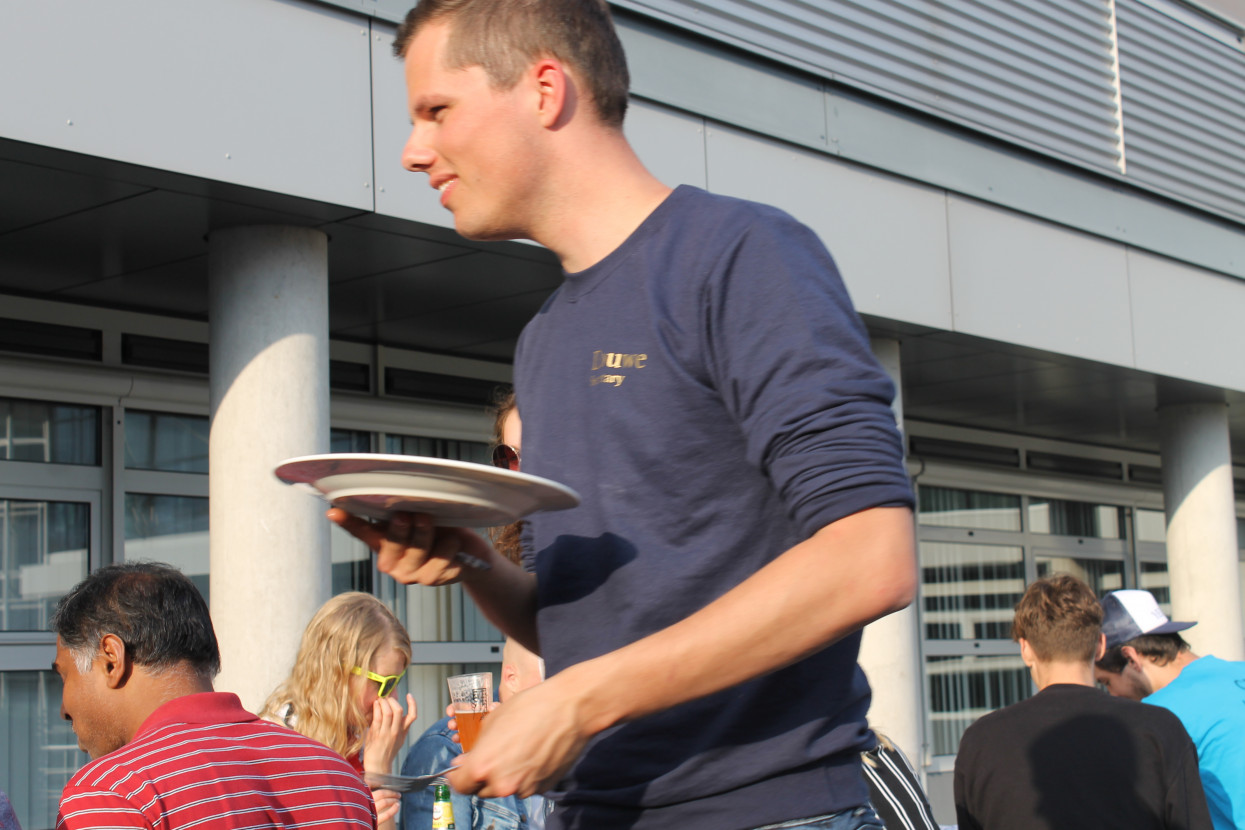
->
xmin=446 ymin=672 xmax=492 ymax=752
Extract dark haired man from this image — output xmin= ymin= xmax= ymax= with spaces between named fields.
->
xmin=52 ymin=562 xmax=377 ymax=829
xmin=954 ymin=575 xmax=1209 ymax=830
xmin=1095 ymin=589 xmax=1245 ymax=830
xmin=332 ymin=1 xmax=918 ymax=828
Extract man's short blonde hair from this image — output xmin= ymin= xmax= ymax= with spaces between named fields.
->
xmin=393 ymin=0 xmax=630 ymax=128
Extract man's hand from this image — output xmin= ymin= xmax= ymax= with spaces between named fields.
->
xmin=327 ymin=508 xmax=493 ymax=585
xmin=446 ymin=671 xmax=598 ymax=799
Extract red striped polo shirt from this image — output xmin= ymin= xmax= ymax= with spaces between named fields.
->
xmin=56 ymin=692 xmax=377 ymax=830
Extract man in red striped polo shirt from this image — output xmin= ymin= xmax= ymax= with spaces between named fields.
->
xmin=51 ymin=561 xmax=378 ymax=829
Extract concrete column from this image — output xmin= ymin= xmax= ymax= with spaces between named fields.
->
xmin=208 ymin=226 xmax=331 ymax=711
xmin=1158 ymin=401 xmax=1244 ymax=660
xmin=859 ymin=337 xmax=926 ymax=766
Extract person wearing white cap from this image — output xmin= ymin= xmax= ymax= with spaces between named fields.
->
xmin=1096 ymin=589 xmax=1245 ymax=830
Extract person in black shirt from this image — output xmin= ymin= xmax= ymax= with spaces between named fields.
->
xmin=954 ymin=574 xmax=1210 ymax=830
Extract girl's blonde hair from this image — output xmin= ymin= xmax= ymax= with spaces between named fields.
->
xmin=260 ymin=592 xmax=411 ymax=760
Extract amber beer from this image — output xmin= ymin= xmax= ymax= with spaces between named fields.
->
xmin=446 ymin=672 xmax=493 ymax=752
xmin=455 ymin=709 xmax=488 ymax=752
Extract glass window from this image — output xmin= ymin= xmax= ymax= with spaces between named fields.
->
xmin=124 ymin=495 xmax=209 ymax=600
xmin=921 ymin=542 xmax=1024 ymax=640
xmin=1028 ymin=498 xmax=1123 ymax=538
xmin=1139 ymin=562 xmax=1171 ymax=613
xmin=331 ymin=525 xmax=372 ymax=596
xmin=1 ymin=499 xmax=89 ymax=632
xmin=0 ymin=398 xmax=99 ymax=465
xmin=125 ymin=410 xmax=209 ymax=473
xmin=331 ymin=428 xmax=371 ymax=453
xmin=918 ymin=486 xmax=1021 ymax=532
xmin=1034 ymin=556 xmax=1124 ymax=596
xmin=0 ymin=670 xmax=87 ymax=830
xmin=1135 ymin=509 xmax=1166 ymax=543
xmin=927 ymin=654 xmax=1029 ymax=755
xmin=385 ymin=434 xmax=490 ymax=466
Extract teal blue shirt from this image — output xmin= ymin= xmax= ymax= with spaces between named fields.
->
xmin=1146 ymin=655 xmax=1245 ymax=830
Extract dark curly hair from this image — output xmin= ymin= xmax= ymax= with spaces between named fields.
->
xmin=52 ymin=561 xmax=220 ymax=678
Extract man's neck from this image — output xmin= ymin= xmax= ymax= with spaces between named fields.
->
xmin=1032 ymin=659 xmax=1096 ymax=690
xmin=121 ymin=665 xmax=215 ymax=745
xmin=530 ymin=126 xmax=673 ymax=273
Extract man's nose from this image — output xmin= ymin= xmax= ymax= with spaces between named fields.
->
xmin=401 ymin=126 xmax=435 ymax=173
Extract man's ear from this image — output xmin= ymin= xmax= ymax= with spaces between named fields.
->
xmin=501 ymin=662 xmax=519 ymax=695
xmin=1095 ymin=633 xmax=1106 ymax=661
xmin=1018 ymin=637 xmax=1036 ymax=668
xmin=98 ymin=633 xmax=130 ymax=689
xmin=533 ymin=58 xmax=572 ymax=129
xmin=1121 ymin=645 xmax=1142 ymax=669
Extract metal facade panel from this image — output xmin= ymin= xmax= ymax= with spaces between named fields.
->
xmin=1116 ymin=0 xmax=1245 ymax=222
xmin=0 ymin=0 xmax=376 ymax=211
xmin=705 ymin=125 xmax=954 ymax=329
xmin=612 ymin=0 xmax=1122 ymax=171
xmin=624 ymin=100 xmax=710 ymax=190
xmin=946 ymin=196 xmax=1135 ymax=369
xmin=1129 ymin=249 xmax=1245 ymax=391
xmin=617 ymin=18 xmax=829 ymax=151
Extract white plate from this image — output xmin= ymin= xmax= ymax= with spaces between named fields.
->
xmin=274 ymin=453 xmax=580 ymax=526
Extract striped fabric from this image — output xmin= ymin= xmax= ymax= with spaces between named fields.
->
xmin=862 ymin=741 xmax=939 ymax=830
xmin=56 ymin=692 xmax=376 ymax=830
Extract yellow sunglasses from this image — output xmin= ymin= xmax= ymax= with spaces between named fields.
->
xmin=351 ymin=666 xmax=406 ymax=698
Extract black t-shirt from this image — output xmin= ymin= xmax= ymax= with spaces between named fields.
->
xmin=954 ymin=683 xmax=1211 ymax=830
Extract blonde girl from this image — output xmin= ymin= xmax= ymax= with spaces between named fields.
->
xmin=262 ymin=592 xmax=416 ymax=829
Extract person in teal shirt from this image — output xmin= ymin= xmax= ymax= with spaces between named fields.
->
xmin=1096 ymin=589 xmax=1245 ymax=830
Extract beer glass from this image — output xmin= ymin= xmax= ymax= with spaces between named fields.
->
xmin=446 ymin=672 xmax=492 ymax=752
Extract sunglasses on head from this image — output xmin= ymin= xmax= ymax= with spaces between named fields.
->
xmin=351 ymin=666 xmax=406 ymax=698
xmin=492 ymin=444 xmax=520 ymax=472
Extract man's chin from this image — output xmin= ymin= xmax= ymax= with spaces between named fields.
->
xmin=452 ymin=216 xmax=524 ymax=243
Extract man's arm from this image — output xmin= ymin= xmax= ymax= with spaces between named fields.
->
xmin=448 ymin=504 xmax=915 ymax=798
xmin=1166 ymin=739 xmax=1213 ymax=830
xmin=952 ymin=747 xmax=984 ymax=830
xmin=328 ymin=509 xmax=541 ymax=652
xmin=57 ymin=788 xmax=153 ymax=830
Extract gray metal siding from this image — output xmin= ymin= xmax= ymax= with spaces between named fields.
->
xmin=1116 ymin=0 xmax=1245 ymax=221
xmin=611 ymin=0 xmax=1123 ymax=171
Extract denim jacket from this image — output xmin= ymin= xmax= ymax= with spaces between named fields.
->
xmin=401 ymin=717 xmax=548 ymax=830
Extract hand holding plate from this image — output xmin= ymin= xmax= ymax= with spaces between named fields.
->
xmin=328 ymin=508 xmax=492 ymax=586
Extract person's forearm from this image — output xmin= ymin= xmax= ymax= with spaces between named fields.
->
xmin=462 ymin=553 xmax=540 ymax=653
xmin=557 ymin=506 xmax=916 ymax=734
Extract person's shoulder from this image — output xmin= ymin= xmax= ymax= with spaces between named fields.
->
xmin=1189 ymin=654 xmax=1245 ymax=680
xmin=63 ymin=729 xmax=168 ymax=791
xmin=1101 ymin=692 xmax=1193 ymax=734
xmin=672 ymin=185 xmax=803 ymax=230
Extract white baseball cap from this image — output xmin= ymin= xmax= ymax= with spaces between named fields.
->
xmin=1100 ymin=589 xmax=1196 ymax=649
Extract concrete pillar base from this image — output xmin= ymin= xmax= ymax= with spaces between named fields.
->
xmin=208 ymin=225 xmax=332 ymax=710
xmin=1158 ymin=400 xmax=1243 ymax=661
xmin=859 ymin=337 xmax=926 ymax=767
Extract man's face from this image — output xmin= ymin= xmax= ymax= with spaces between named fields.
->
xmin=1095 ymin=663 xmax=1153 ymax=701
xmin=54 ymin=637 xmax=127 ymax=759
xmin=400 ymin=21 xmax=543 ymax=242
